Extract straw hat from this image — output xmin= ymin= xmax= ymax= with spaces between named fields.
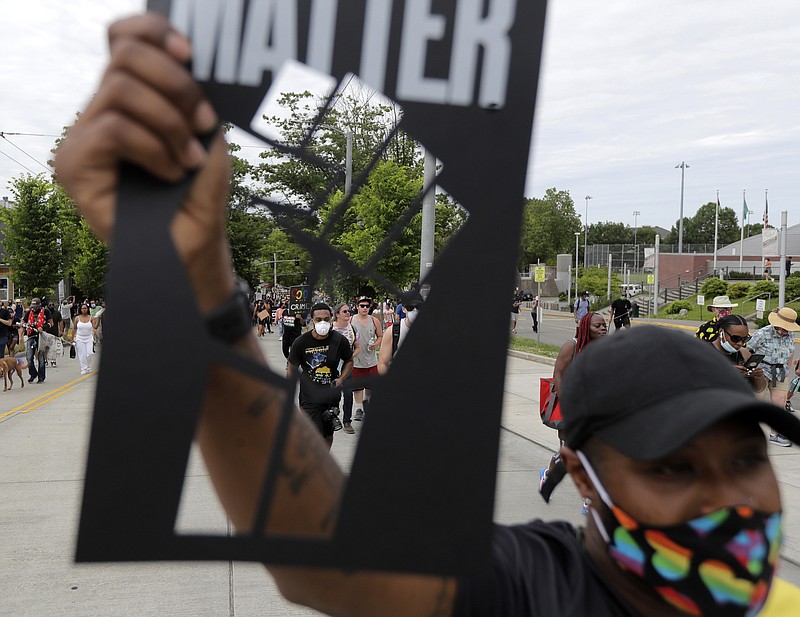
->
xmin=767 ymin=307 xmax=800 ymax=332
xmin=707 ymin=295 xmax=738 ymax=312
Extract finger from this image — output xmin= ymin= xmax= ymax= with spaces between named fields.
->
xmin=106 ymin=36 xmax=216 ymax=134
xmin=108 ymin=13 xmax=191 ymax=64
xmin=88 ymin=70 xmax=205 ymax=170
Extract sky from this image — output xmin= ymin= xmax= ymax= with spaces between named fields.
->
xmin=2 ymin=1 xmax=799 ymax=232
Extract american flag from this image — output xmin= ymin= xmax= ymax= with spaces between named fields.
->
xmin=763 ymin=191 xmax=769 ymax=228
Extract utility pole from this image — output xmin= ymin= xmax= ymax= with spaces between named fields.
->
xmin=632 ymin=210 xmax=640 ymax=272
xmin=419 ymin=149 xmax=436 ymax=283
xmin=675 ymin=162 xmax=689 ymax=254
xmin=584 ymin=195 xmax=593 ymax=268
xmin=779 ymin=211 xmax=788 ymax=306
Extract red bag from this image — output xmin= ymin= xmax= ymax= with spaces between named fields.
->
xmin=539 ymin=377 xmax=563 ymax=429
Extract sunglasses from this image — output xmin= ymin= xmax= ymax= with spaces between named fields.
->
xmin=358 ymin=304 xmax=370 ymax=308
xmin=723 ymin=331 xmax=750 ymax=344
xmin=340 ymin=309 xmax=351 ymax=313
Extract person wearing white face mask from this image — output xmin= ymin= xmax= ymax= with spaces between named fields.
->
xmin=378 ymin=289 xmax=424 ymax=375
xmin=287 ymin=303 xmax=354 ymax=449
xmin=706 ymin=313 xmax=767 ymax=395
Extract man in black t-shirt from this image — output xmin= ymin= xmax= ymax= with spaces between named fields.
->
xmin=287 ymin=303 xmax=353 ymax=449
xmin=0 ymin=304 xmax=13 ymax=358
xmin=609 ymin=293 xmax=632 ymax=332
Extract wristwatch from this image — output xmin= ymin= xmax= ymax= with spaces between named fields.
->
xmin=205 ymin=279 xmax=252 ymax=344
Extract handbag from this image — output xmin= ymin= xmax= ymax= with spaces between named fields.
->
xmin=538 ymin=377 xmax=563 ymax=429
xmin=70 ymin=344 xmax=76 ymax=359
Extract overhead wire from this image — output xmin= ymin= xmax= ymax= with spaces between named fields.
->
xmin=0 ymin=132 xmax=53 ymax=174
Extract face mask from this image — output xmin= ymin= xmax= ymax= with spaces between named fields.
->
xmin=314 ymin=321 xmax=331 ymax=336
xmin=406 ymin=307 xmax=419 ymax=323
xmin=717 ymin=308 xmax=732 ymax=318
xmin=90 ymin=303 xmax=96 ymax=308
xmin=577 ymin=451 xmax=781 ymax=617
xmin=720 ymin=335 xmax=739 ymax=354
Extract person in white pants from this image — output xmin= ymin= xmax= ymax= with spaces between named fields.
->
xmin=73 ymin=303 xmax=97 ymax=374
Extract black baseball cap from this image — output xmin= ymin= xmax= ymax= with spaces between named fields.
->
xmin=560 ymin=326 xmax=800 ymax=459
xmin=400 ymin=289 xmax=424 ymax=308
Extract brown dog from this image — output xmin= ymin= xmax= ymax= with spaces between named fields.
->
xmin=0 ymin=356 xmax=25 ymax=391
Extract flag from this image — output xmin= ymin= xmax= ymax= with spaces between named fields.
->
xmin=716 ymin=195 xmax=720 ymax=214
xmin=743 ymin=195 xmax=749 ymax=218
xmin=763 ymin=192 xmax=769 ymax=228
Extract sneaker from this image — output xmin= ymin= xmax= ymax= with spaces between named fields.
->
xmin=769 ymin=433 xmax=792 ymax=447
xmin=538 ymin=468 xmax=548 ymax=492
xmin=354 ymin=409 xmax=364 ymax=421
xmin=343 ymin=422 xmax=355 ymax=434
xmin=28 ymin=376 xmax=36 ymax=383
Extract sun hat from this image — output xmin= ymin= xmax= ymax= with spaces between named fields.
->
xmin=767 ymin=307 xmax=800 ymax=332
xmin=707 ymin=295 xmax=738 ymax=312
xmin=560 ymin=326 xmax=800 ymax=460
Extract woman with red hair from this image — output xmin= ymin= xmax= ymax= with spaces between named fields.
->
xmin=539 ymin=312 xmax=607 ymax=512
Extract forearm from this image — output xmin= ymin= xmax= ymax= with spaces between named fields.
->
xmin=196 ymin=333 xmax=344 ymax=536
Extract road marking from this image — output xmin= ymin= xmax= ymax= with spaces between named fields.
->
xmin=0 ymin=373 xmax=94 ymax=420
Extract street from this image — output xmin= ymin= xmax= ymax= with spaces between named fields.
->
xmin=1 ymin=334 xmax=799 ymax=616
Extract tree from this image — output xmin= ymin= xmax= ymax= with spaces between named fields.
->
xmin=586 ymin=221 xmax=632 ymax=244
xmin=633 ymin=226 xmax=659 ymax=245
xmin=666 ymin=202 xmax=740 ymax=246
xmin=519 ymin=188 xmax=581 ymax=268
xmin=72 ymin=220 xmax=108 ymax=297
xmin=0 ymin=175 xmax=64 ymax=296
xmin=744 ymin=223 xmax=764 ymax=238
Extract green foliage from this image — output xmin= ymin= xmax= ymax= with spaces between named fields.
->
xmin=633 ymin=226 xmax=659 ymax=244
xmin=0 ymin=175 xmax=65 ymax=296
xmin=577 ymin=266 xmax=622 ymax=299
xmin=727 ymin=282 xmax=751 ymax=299
xmin=743 ymin=223 xmax=763 ymax=238
xmin=665 ymin=300 xmax=692 ymax=314
xmin=785 ymin=275 xmax=800 ymax=302
xmin=71 ymin=220 xmax=108 ymax=297
xmin=700 ymin=278 xmax=728 ymax=297
xmin=751 ymin=280 xmax=779 ymax=298
xmin=519 ymin=188 xmax=581 ymax=268
xmin=587 ymin=221 xmax=632 ymax=244
xmin=667 ymin=202 xmax=740 ymax=245
xmin=727 ymin=270 xmax=759 ymax=280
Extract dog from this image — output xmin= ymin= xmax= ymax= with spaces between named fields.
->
xmin=0 ymin=356 xmax=26 ymax=391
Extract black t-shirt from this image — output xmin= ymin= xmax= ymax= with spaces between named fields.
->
xmin=288 ymin=330 xmax=353 ymax=406
xmin=0 ymin=307 xmax=10 ymax=340
xmin=454 ymin=520 xmax=636 ymax=617
xmin=281 ymin=315 xmax=304 ymax=359
xmin=610 ymin=298 xmax=632 ymax=320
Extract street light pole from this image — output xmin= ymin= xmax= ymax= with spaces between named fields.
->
xmin=675 ymin=162 xmax=689 ymax=254
xmin=575 ymin=232 xmax=580 ymax=300
xmin=632 ymin=210 xmax=640 ymax=273
xmin=584 ymin=195 xmax=592 ymax=268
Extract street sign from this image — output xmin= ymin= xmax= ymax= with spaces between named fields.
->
xmin=534 ymin=266 xmax=546 ymax=282
xmin=756 ymin=299 xmax=767 ymax=312
xmin=647 ymin=274 xmax=655 ymax=285
xmin=697 ymin=295 xmax=705 ymax=306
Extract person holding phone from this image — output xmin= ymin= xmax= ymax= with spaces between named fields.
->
xmin=707 ymin=314 xmax=767 ymax=395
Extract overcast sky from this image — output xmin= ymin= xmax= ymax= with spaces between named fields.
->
xmin=2 ymin=1 xmax=798 ymax=231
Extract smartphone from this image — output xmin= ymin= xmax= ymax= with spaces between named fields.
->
xmin=743 ymin=354 xmax=764 ymax=369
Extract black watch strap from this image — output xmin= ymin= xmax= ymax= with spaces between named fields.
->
xmin=205 ymin=281 xmax=252 ymax=344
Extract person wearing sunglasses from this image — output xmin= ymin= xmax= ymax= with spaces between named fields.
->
xmin=707 ymin=314 xmax=766 ymax=394
xmin=746 ymin=307 xmax=800 ymax=446
xmin=350 ymin=296 xmax=383 ymax=421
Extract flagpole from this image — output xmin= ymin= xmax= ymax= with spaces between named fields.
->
xmin=739 ymin=189 xmax=746 ymax=271
xmin=713 ymin=189 xmax=719 ymax=274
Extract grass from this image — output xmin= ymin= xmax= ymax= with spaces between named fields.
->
xmin=651 ymin=293 xmax=800 ymax=321
xmin=509 ymin=337 xmax=561 ymax=358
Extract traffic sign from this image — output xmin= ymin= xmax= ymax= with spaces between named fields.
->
xmin=756 ymin=299 xmax=767 ymax=312
xmin=697 ymin=295 xmax=705 ymax=306
xmin=534 ymin=266 xmax=546 ymax=282
xmin=647 ymin=274 xmax=655 ymax=285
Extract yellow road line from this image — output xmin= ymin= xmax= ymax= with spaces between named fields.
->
xmin=0 ymin=373 xmax=95 ymax=420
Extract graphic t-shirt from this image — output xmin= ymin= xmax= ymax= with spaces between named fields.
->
xmin=288 ymin=330 xmax=353 ymax=406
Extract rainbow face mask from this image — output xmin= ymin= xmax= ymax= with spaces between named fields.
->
xmin=577 ymin=451 xmax=782 ymax=617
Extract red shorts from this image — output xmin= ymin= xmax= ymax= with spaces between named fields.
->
xmin=351 ymin=365 xmax=379 ymax=390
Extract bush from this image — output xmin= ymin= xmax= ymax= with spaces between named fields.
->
xmin=786 ymin=277 xmax=800 ymax=302
xmin=751 ymin=280 xmax=779 ymax=298
xmin=700 ymin=278 xmax=728 ymax=297
xmin=727 ymin=270 xmax=758 ymax=280
xmin=726 ymin=282 xmax=751 ymax=299
xmin=665 ymin=300 xmax=692 ymax=315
